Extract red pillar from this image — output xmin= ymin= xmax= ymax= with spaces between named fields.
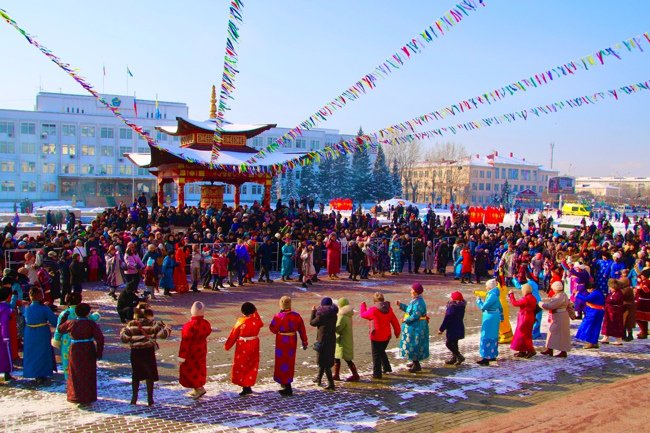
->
xmin=234 ymin=184 xmax=241 ymax=207
xmin=177 ymin=178 xmax=185 ymax=208
xmin=157 ymin=178 xmax=165 ymax=207
xmin=262 ymin=178 xmax=272 ymax=209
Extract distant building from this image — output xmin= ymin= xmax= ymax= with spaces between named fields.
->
xmin=575 ymin=176 xmax=650 ymax=201
xmin=405 ymin=151 xmax=558 ymax=206
xmin=0 ymin=91 xmax=356 ymax=205
xmin=0 ymin=92 xmax=187 ymax=205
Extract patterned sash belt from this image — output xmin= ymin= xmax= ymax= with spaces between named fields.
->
xmin=70 ymin=338 xmax=94 ymax=344
xmin=586 ymin=302 xmax=604 ymax=310
xmin=278 ymin=332 xmax=296 ymax=336
xmin=238 ymin=336 xmax=258 ymax=341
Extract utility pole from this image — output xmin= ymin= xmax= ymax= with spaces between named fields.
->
xmin=549 ymin=142 xmax=555 ymax=169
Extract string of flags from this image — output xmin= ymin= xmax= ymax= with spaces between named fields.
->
xmin=211 ymin=0 xmax=245 ymax=165
xmin=245 ymin=0 xmax=487 ymax=164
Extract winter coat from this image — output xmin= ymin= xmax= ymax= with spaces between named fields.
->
xmin=359 ymin=301 xmax=400 ymax=342
xmin=179 ymin=316 xmax=212 ymax=389
xmin=335 ymin=301 xmax=354 ymax=361
xmin=541 ymin=291 xmax=572 ymax=352
xmin=461 ymin=249 xmax=473 ymax=274
xmin=439 ymin=300 xmax=466 ymax=341
xmin=310 ymin=304 xmax=338 ymax=368
xmin=508 ymin=292 xmax=537 ymax=353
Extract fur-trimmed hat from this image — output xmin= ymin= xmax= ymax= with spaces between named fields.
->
xmin=191 ymin=301 xmax=205 ymax=317
xmin=279 ymin=295 xmax=292 ymax=310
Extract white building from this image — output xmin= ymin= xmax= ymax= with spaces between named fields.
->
xmin=0 ymin=92 xmax=186 ymax=205
xmin=0 ymin=92 xmax=357 ymax=206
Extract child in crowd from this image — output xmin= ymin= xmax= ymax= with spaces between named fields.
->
xmin=438 ymin=291 xmax=466 ymax=365
xmin=143 ymin=257 xmax=158 ymax=300
xmin=87 ymin=248 xmax=101 ymax=282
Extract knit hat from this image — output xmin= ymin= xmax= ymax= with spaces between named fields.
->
xmin=191 ymin=301 xmax=205 ymax=317
xmin=485 ymin=279 xmax=498 ymax=290
xmin=411 ymin=283 xmax=424 ymax=295
xmin=321 ymin=297 xmax=333 ymax=306
xmin=337 ymin=297 xmax=350 ymax=308
xmin=373 ymin=292 xmax=385 ymax=303
xmin=279 ymin=295 xmax=292 ymax=310
xmin=241 ymin=302 xmax=256 ymax=316
xmin=450 ymin=291 xmax=464 ymax=302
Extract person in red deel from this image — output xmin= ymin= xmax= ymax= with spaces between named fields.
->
xmin=224 ymin=302 xmax=263 ymax=396
xmin=178 ymin=301 xmax=212 ymax=399
xmin=459 ymin=245 xmax=474 ymax=284
xmin=508 ymin=283 xmax=537 ymax=358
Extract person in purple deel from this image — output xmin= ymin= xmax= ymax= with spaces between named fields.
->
xmin=269 ymin=296 xmax=308 ymax=396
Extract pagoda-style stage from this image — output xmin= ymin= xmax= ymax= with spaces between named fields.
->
xmin=126 ymin=91 xmax=305 ymax=208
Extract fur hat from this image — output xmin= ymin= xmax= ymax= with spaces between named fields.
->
xmin=411 ymin=283 xmax=424 ymax=295
xmin=241 ymin=302 xmax=256 ymax=316
xmin=485 ymin=279 xmax=498 ymax=290
xmin=373 ymin=292 xmax=385 ymax=303
xmin=279 ymin=295 xmax=292 ymax=310
xmin=191 ymin=301 xmax=205 ymax=317
xmin=337 ymin=297 xmax=350 ymax=308
xmin=321 ymin=297 xmax=333 ymax=306
xmin=521 ymin=283 xmax=533 ymax=295
xmin=551 ymin=281 xmax=564 ymax=293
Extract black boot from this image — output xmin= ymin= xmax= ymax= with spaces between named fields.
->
xmin=408 ymin=360 xmax=421 ymax=373
xmin=313 ymin=368 xmax=324 ymax=386
xmin=239 ymin=386 xmax=253 ymax=396
xmin=130 ymin=380 xmax=139 ymax=405
xmin=279 ymin=383 xmax=293 ymax=396
xmin=324 ymin=368 xmax=335 ymax=390
xmin=146 ymin=379 xmax=154 ymax=406
xmin=332 ymin=360 xmax=341 ymax=381
xmin=444 ymin=356 xmax=457 ymax=365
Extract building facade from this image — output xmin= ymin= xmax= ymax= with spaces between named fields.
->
xmin=575 ymin=176 xmax=650 ymax=203
xmin=406 ymin=151 xmax=558 ymax=206
xmin=0 ymin=92 xmax=356 ymax=206
xmin=0 ymin=92 xmax=187 ymax=205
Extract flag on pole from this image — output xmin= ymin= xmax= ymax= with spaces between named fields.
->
xmin=127 ymin=67 xmax=133 ymax=77
xmin=155 ymin=94 xmax=161 ymax=119
xmin=103 ymin=65 xmax=106 ymax=76
xmin=133 ymin=95 xmax=138 ymax=118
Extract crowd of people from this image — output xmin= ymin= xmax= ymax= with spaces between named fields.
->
xmin=0 ymin=196 xmax=649 ymax=406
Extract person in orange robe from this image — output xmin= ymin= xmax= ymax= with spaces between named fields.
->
xmin=245 ymin=239 xmax=256 ymax=283
xmin=224 ymin=302 xmax=263 ymax=396
xmin=173 ymin=242 xmax=189 ymax=294
xmin=178 ymin=301 xmax=212 ymax=399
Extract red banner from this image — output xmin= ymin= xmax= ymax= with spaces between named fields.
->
xmin=468 ymin=206 xmax=485 ymax=224
xmin=484 ymin=206 xmax=506 ymax=225
xmin=330 ymin=198 xmax=353 ymax=211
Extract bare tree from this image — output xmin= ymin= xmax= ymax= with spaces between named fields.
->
xmin=384 ymin=135 xmax=421 ymax=201
xmin=424 ymin=142 xmax=469 ymax=204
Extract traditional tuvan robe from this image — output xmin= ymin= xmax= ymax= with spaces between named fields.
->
xmin=23 ymin=302 xmax=58 ymax=378
xmin=53 ymin=307 xmax=101 ymax=379
xmin=269 ymin=310 xmax=308 ymax=385
xmin=179 ymin=315 xmax=212 ymax=389
xmin=575 ymin=290 xmax=606 ymax=344
xmin=477 ymin=287 xmax=502 ymax=359
xmin=57 ymin=318 xmax=104 ymax=403
xmin=173 ymin=246 xmax=189 ymax=293
xmin=508 ymin=292 xmax=537 ymax=353
xmin=224 ymin=311 xmax=263 ymax=387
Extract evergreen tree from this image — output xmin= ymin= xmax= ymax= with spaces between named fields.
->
xmin=271 ymin=174 xmax=281 ymax=202
xmin=391 ymin=158 xmax=402 ymax=197
xmin=317 ymin=157 xmax=335 ymax=201
xmin=331 ymin=152 xmax=351 ymax=198
xmin=371 ymin=144 xmax=393 ymax=201
xmin=350 ymin=127 xmax=374 ymax=204
xmin=298 ymin=162 xmax=319 ymax=200
xmin=282 ymin=170 xmax=298 ymax=200
xmin=500 ymin=180 xmax=512 ymax=207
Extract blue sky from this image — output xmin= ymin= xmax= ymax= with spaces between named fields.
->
xmin=1 ymin=0 xmax=649 ymax=176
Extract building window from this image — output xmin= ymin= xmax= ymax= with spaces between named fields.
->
xmin=137 ymin=147 xmax=148 ymax=153
xmin=1 ymin=161 xmax=15 ymax=172
xmin=119 ymin=128 xmax=133 ymax=140
xmin=81 ymin=164 xmax=95 ymax=174
xmin=0 ymin=122 xmax=15 ymax=136
xmin=486 ymin=171 xmax=491 ymax=179
xmin=41 ymin=183 xmax=56 ymax=193
xmin=62 ymin=164 xmax=76 ymax=174
xmin=532 ymin=185 xmax=537 ymax=192
xmin=522 ymin=170 xmax=530 ymax=181
xmin=42 ymin=143 xmax=56 ymax=154
xmin=267 ymin=137 xmax=275 ymax=146
xmin=81 ymin=145 xmax=95 ymax=156
xmin=62 ymin=144 xmax=76 ymax=155
xmin=295 ymin=139 xmax=306 ymax=149
xmin=0 ymin=142 xmax=15 ymax=153
xmin=479 ymin=171 xmax=484 ymax=178
xmin=62 ymin=125 xmax=76 ymax=136
xmin=155 ymin=131 xmax=167 ymax=141
xmin=501 ymin=168 xmax=506 ymax=179
xmin=100 ymin=127 xmax=114 ymax=139
xmin=539 ymin=186 xmax=544 ymax=193
xmin=241 ymin=185 xmax=248 ymax=195
xmin=42 ymin=163 xmax=56 ymax=174
xmin=21 ymin=143 xmax=37 ymax=154
xmin=81 ymin=126 xmax=95 ymax=137
xmin=119 ymin=146 xmax=132 ymax=156
xmin=119 ymin=165 xmax=133 ymax=175
xmin=41 ymin=123 xmax=56 ymax=136
xmin=20 ymin=122 xmax=36 ymax=135
xmin=1 ymin=181 xmax=15 ymax=192
xmin=99 ymin=164 xmax=113 ymax=175
xmin=137 ymin=167 xmax=148 ymax=176
xmin=101 ymin=146 xmax=114 ymax=156
xmin=479 ymin=183 xmax=484 ymax=191
xmin=495 ymin=168 xmax=499 ymax=179
xmin=251 ymin=184 xmax=263 ymax=195
xmin=22 ymin=181 xmax=36 ymax=192
xmin=486 ymin=183 xmax=491 ymax=191
xmin=310 ymin=140 xmax=319 ymax=150
xmin=494 ymin=184 xmax=500 ymax=192
xmin=472 ymin=183 xmax=477 ymax=191
xmin=172 ymin=136 xmax=180 ymax=142
xmin=508 ymin=169 xmax=519 ymax=180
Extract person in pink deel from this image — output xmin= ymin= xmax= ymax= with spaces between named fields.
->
xmin=325 ymin=233 xmax=341 ymax=279
xmin=508 ymin=283 xmax=537 ymax=358
xmin=359 ymin=292 xmax=401 ymax=379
